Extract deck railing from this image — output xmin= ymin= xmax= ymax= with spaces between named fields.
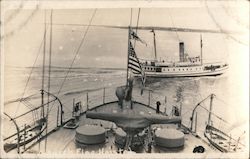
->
xmin=75 ymin=86 xmax=171 ymax=116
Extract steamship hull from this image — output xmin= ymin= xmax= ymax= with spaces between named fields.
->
xmin=139 ymin=64 xmax=228 ymax=78
xmin=138 ymin=41 xmax=228 ymax=78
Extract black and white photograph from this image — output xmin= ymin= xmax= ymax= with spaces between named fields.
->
xmin=1 ymin=0 xmax=249 ymax=158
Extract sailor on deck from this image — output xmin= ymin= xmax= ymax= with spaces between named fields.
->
xmin=156 ymin=101 xmax=161 ymax=114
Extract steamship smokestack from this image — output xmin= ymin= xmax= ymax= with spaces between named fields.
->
xmin=179 ymin=42 xmax=184 ymax=62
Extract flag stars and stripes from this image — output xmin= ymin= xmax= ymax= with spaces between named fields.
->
xmin=128 ymin=42 xmax=142 ymax=74
xmin=128 ymin=41 xmax=146 ymax=86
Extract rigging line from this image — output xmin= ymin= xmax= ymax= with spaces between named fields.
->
xmin=41 ymin=10 xmax=47 ymax=118
xmin=45 ymin=9 xmax=53 ymax=153
xmin=22 ymin=93 xmax=38 ymax=100
xmin=46 ymin=9 xmax=98 ymax=128
xmin=204 ymin=0 xmax=247 ymax=46
xmin=54 ymin=9 xmax=97 ymax=98
xmin=134 ymin=8 xmax=141 ymax=49
xmin=130 ymin=8 xmax=133 ymax=26
xmin=47 ymin=99 xmax=60 ymax=115
xmin=167 ymin=8 xmax=180 ymax=42
xmin=4 ymin=0 xmax=24 ymax=24
xmin=214 ymin=96 xmax=228 ymax=106
xmin=2 ymin=7 xmax=38 ymax=40
xmin=21 ymin=100 xmax=36 ymax=122
xmin=12 ymin=25 xmax=48 ymax=119
xmin=4 ymin=93 xmax=37 ymax=105
xmin=219 ymin=1 xmax=249 ymax=29
xmin=25 ymin=100 xmax=39 ymax=121
xmin=135 ymin=8 xmax=141 ymax=34
xmin=198 ymin=103 xmax=228 ymax=124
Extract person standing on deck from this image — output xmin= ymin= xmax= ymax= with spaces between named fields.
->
xmin=156 ymin=101 xmax=161 ymax=114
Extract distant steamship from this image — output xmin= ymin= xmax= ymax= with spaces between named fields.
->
xmin=139 ymin=31 xmax=228 ymax=77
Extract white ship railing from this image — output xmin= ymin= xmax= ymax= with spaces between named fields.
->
xmin=79 ymin=86 xmax=171 ymax=115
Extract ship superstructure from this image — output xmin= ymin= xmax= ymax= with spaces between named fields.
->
xmin=139 ymin=31 xmax=228 ymax=77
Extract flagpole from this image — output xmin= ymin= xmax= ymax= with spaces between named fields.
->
xmin=126 ymin=26 xmax=131 ymax=86
xmin=200 ymin=34 xmax=203 ymax=65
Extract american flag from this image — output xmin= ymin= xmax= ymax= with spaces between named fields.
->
xmin=130 ymin=29 xmax=147 ymax=46
xmin=128 ymin=41 xmax=146 ymax=86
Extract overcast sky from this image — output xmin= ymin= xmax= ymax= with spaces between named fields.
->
xmin=3 ymin=1 xmax=249 ymax=68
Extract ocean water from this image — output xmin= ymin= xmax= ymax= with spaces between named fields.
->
xmin=3 ymin=66 xmax=248 ymax=148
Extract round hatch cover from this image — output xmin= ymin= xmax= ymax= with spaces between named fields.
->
xmin=75 ymin=125 xmax=106 ymax=145
xmin=155 ymin=128 xmax=184 ymax=148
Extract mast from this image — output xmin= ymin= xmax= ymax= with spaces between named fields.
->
xmin=208 ymin=94 xmax=214 ymax=125
xmin=200 ymin=34 xmax=203 ymax=65
xmin=126 ymin=26 xmax=131 ymax=86
xmin=41 ymin=10 xmax=46 ymax=118
xmin=45 ymin=9 xmax=53 ymax=152
xmin=126 ymin=8 xmax=133 ymax=86
xmin=151 ymin=29 xmax=157 ymax=62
